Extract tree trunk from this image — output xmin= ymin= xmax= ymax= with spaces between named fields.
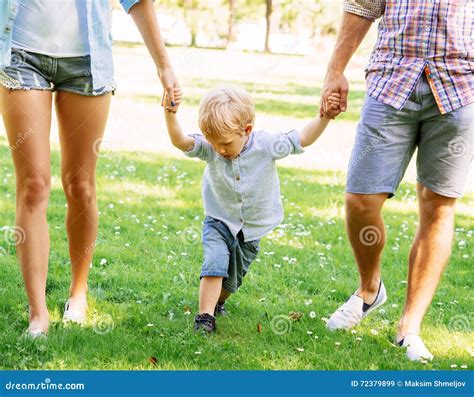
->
xmin=184 ymin=0 xmax=198 ymax=47
xmin=227 ymin=0 xmax=237 ymax=47
xmin=264 ymin=0 xmax=272 ymax=52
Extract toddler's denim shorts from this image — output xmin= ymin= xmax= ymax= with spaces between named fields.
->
xmin=201 ymin=216 xmax=261 ymax=293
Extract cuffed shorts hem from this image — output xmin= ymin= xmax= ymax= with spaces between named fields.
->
xmin=416 ymin=179 xmax=464 ymax=199
xmin=200 ymin=271 xmax=228 ymax=278
xmin=346 ymin=185 xmax=395 ymax=198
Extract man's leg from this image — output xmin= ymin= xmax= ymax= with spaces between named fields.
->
xmin=398 ymin=184 xmax=456 ymax=338
xmin=345 ymin=192 xmax=388 ymax=303
xmin=327 ymin=92 xmax=419 ymax=331
xmin=399 ymin=93 xmax=473 ymax=359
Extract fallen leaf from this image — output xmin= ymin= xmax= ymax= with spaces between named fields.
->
xmin=257 ymin=324 xmax=262 ymax=333
xmin=148 ymin=357 xmax=158 ymax=366
xmin=289 ymin=311 xmax=303 ymax=321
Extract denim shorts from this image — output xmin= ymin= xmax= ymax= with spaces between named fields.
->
xmin=0 ymin=47 xmax=115 ymax=96
xmin=347 ymin=74 xmax=473 ymax=198
xmin=201 ymin=216 xmax=261 ymax=293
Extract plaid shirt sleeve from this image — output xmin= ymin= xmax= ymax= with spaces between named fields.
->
xmin=343 ymin=0 xmax=386 ymax=20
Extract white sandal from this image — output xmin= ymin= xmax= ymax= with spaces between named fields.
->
xmin=63 ymin=299 xmax=87 ymax=325
xmin=22 ymin=329 xmax=47 ymax=339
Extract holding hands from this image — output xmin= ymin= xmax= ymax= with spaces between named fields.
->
xmin=160 ymin=68 xmax=183 ymax=113
xmin=162 ymin=85 xmax=183 ymax=113
xmin=319 ymin=72 xmax=349 ymax=119
xmin=323 ymin=92 xmax=342 ymax=119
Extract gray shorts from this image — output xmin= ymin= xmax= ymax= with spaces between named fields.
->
xmin=0 ymin=47 xmax=115 ymax=96
xmin=201 ymin=216 xmax=260 ymax=293
xmin=347 ymin=74 xmax=473 ymax=198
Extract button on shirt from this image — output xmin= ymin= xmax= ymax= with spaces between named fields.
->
xmin=185 ymin=130 xmax=304 ymax=242
xmin=344 ymin=0 xmax=474 ymax=114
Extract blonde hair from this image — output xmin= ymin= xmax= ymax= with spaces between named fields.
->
xmin=198 ymin=85 xmax=255 ymax=138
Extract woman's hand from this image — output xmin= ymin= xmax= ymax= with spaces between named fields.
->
xmin=159 ymin=67 xmax=182 ymax=113
xmin=162 ymin=84 xmax=183 ymax=113
xmin=128 ymin=1 xmax=182 ymax=112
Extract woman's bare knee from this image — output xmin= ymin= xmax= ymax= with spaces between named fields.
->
xmin=18 ymin=173 xmax=51 ymax=209
xmin=62 ymin=174 xmax=95 ymax=206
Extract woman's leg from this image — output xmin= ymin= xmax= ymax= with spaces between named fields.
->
xmin=54 ymin=91 xmax=111 ymax=314
xmin=1 ymin=88 xmax=53 ymax=333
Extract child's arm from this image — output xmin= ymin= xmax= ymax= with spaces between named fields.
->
xmin=299 ymin=93 xmax=341 ymax=147
xmin=299 ymin=116 xmax=331 ymax=147
xmin=164 ymin=111 xmax=195 ymax=152
xmin=163 ymin=88 xmax=194 ymax=151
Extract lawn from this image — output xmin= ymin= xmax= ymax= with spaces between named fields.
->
xmin=0 ymin=137 xmax=472 ymax=370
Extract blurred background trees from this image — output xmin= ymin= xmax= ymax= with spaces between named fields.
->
xmin=112 ymin=0 xmax=344 ymax=54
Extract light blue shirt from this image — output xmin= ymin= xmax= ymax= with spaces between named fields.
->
xmin=185 ymin=130 xmax=304 ymax=242
xmin=0 ymin=0 xmax=144 ymax=90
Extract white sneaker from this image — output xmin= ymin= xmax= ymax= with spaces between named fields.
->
xmin=63 ymin=299 xmax=87 ymax=325
xmin=398 ymin=334 xmax=434 ymax=362
xmin=327 ymin=280 xmax=387 ymax=331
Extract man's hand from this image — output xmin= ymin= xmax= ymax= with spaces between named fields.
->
xmin=159 ymin=67 xmax=182 ymax=113
xmin=300 ymin=92 xmax=340 ymax=147
xmin=319 ymin=72 xmax=349 ymax=119
xmin=317 ymin=11 xmax=373 ymax=119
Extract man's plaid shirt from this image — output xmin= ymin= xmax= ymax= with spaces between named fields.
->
xmin=344 ymin=0 xmax=474 ymax=114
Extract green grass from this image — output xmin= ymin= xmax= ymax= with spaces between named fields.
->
xmin=0 ymin=137 xmax=472 ymax=370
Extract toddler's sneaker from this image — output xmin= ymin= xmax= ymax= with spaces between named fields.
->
xmin=214 ymin=302 xmax=228 ymax=317
xmin=194 ymin=313 xmax=216 ymax=333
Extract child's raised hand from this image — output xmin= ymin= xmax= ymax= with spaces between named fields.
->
xmin=163 ymin=87 xmax=183 ymax=113
xmin=323 ymin=92 xmax=342 ymax=119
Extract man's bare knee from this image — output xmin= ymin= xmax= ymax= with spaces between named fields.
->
xmin=418 ymin=185 xmax=457 ymax=217
xmin=345 ymin=192 xmax=387 ymax=218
